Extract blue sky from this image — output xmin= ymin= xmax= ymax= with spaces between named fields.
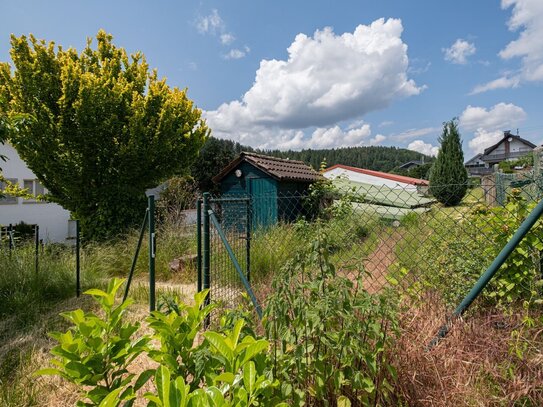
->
xmin=1 ymin=0 xmax=542 ymax=159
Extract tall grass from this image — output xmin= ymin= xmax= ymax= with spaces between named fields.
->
xmin=0 ymin=243 xmax=99 ymax=324
xmin=82 ymin=223 xmax=197 ymax=282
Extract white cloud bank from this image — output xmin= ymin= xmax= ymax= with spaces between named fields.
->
xmin=407 ymin=140 xmax=439 ymax=157
xmin=472 ymin=0 xmax=543 ymax=93
xmin=459 ymin=103 xmax=527 ymax=154
xmin=443 ymin=39 xmax=476 ymax=64
xmin=206 ymin=18 xmax=422 ymax=149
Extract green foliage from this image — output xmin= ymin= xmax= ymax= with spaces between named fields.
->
xmin=190 ymin=137 xmax=247 ymax=193
xmin=265 ymin=219 xmax=398 ymax=405
xmin=0 ymin=31 xmax=209 ymax=240
xmin=472 ymin=190 xmax=543 ymax=305
xmin=36 ymin=279 xmax=150 ymax=406
xmin=156 ymin=176 xmax=198 ymax=227
xmin=0 ymin=241 xmax=99 ymax=326
xmin=396 ymin=190 xmax=543 ymax=308
xmin=39 ymin=280 xmax=285 ymax=406
xmin=262 ymin=146 xmax=433 ymax=174
xmin=429 ymin=119 xmax=468 ymax=206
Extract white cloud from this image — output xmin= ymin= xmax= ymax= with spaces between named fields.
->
xmin=443 ymin=39 xmax=476 ymax=64
xmin=472 ymin=0 xmax=543 ymax=92
xmin=459 ymin=103 xmax=526 ymax=132
xmin=196 ymin=9 xmax=224 ymax=34
xmin=470 ymin=76 xmax=520 ymax=94
xmin=459 ymin=103 xmax=527 ymax=154
xmin=220 ymin=33 xmax=235 ymax=45
xmin=223 ymin=46 xmax=250 ymax=60
xmin=370 ymin=134 xmax=387 ymax=145
xmin=407 ymin=140 xmax=439 ymax=157
xmin=206 ymin=18 xmax=422 ymax=148
xmin=391 ymin=126 xmax=440 ymax=141
xmin=500 ymin=0 xmax=543 ymax=81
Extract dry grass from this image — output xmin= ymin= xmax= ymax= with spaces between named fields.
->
xmin=392 ymin=296 xmax=543 ymax=406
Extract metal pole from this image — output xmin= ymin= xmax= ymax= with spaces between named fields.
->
xmin=76 ymin=220 xmax=81 ymax=297
xmin=429 ymin=197 xmax=543 ymax=349
xmin=34 ymin=225 xmax=39 ymax=274
xmin=203 ymin=193 xmax=211 ymax=326
xmin=148 ymin=195 xmax=156 ymax=312
xmin=246 ymin=198 xmax=251 ymax=283
xmin=197 ymin=199 xmax=202 ymax=293
xmin=123 ymin=209 xmax=149 ymax=302
xmin=8 ymin=223 xmax=13 ymax=256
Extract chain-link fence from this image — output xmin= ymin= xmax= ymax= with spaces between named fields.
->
xmin=201 ymin=173 xmax=543 ymax=330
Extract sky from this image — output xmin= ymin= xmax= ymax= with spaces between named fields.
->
xmin=1 ymin=0 xmax=542 ymax=160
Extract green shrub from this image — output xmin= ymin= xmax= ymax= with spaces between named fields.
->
xmin=265 ymin=221 xmax=399 ymax=406
xmin=38 ymin=279 xmax=286 ymax=406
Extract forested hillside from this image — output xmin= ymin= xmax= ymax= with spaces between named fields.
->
xmin=190 ymin=137 xmax=434 ymax=191
xmin=262 ymin=146 xmax=432 ymax=173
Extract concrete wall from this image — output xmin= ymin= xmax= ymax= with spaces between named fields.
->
xmin=323 ymin=167 xmax=418 ymax=191
xmin=0 ymin=143 xmax=71 ymax=242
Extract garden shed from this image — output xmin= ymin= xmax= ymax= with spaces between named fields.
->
xmin=212 ymin=152 xmax=321 ymax=228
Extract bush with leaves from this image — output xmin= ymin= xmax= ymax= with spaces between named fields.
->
xmin=264 ymin=219 xmax=399 ymax=406
xmin=38 ymin=279 xmax=285 ymax=406
xmin=1 ymin=31 xmax=209 ymax=240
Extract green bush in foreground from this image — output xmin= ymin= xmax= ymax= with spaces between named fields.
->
xmin=37 ymin=279 xmax=285 ymax=406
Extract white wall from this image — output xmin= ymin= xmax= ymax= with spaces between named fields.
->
xmin=0 ymin=143 xmax=71 ymax=242
xmin=323 ymin=167 xmax=418 ymax=191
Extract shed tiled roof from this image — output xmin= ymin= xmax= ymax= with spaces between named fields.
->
xmin=212 ymin=152 xmax=322 ymax=183
xmin=324 ymin=164 xmax=429 ymax=186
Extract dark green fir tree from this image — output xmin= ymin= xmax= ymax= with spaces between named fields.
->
xmin=429 ymin=119 xmax=468 ymax=206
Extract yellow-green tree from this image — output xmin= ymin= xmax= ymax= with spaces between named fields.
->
xmin=0 ymin=31 xmax=209 ymax=239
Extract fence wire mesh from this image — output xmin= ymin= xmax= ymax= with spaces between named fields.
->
xmin=203 ymin=172 xmax=543 ymax=328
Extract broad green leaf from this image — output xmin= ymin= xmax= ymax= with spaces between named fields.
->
xmin=243 ymin=361 xmax=255 ymax=395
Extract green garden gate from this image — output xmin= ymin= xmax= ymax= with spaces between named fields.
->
xmin=197 ymin=193 xmax=262 ymax=320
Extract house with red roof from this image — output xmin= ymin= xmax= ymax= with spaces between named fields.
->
xmin=322 ymin=164 xmax=429 ymax=192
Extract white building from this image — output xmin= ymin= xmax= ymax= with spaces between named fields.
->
xmin=0 ymin=143 xmax=71 ymax=242
xmin=322 ymin=164 xmax=429 ymax=192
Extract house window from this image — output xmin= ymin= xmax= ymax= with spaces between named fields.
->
xmin=23 ymin=179 xmax=46 ymax=203
xmin=0 ymin=178 xmax=18 ymax=204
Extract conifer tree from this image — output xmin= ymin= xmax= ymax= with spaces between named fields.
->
xmin=429 ymin=119 xmax=468 ymax=206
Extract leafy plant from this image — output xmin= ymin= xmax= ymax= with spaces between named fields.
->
xmin=39 ymin=280 xmax=286 ymax=406
xmin=265 ymin=219 xmax=398 ymax=406
xmin=36 ymin=278 xmax=150 ymax=406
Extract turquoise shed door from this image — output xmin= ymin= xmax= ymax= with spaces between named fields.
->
xmin=249 ymin=178 xmax=277 ymax=228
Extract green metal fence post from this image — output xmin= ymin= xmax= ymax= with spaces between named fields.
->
xmin=197 ymin=199 xmax=203 ymax=293
xmin=203 ymin=193 xmax=211 ymax=325
xmin=8 ymin=223 xmax=13 ymax=256
xmin=428 ymin=196 xmax=543 ymax=349
xmin=148 ymin=195 xmax=156 ymax=312
xmin=246 ymin=198 xmax=251 ymax=283
xmin=123 ymin=208 xmax=149 ymax=303
xmin=34 ymin=225 xmax=39 ymax=274
xmin=76 ymin=220 xmax=81 ymax=297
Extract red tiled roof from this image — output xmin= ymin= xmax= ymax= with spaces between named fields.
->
xmin=323 ymin=164 xmax=429 ymax=186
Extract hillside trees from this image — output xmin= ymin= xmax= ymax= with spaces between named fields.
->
xmin=429 ymin=119 xmax=468 ymax=206
xmin=0 ymin=31 xmax=209 ymax=239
